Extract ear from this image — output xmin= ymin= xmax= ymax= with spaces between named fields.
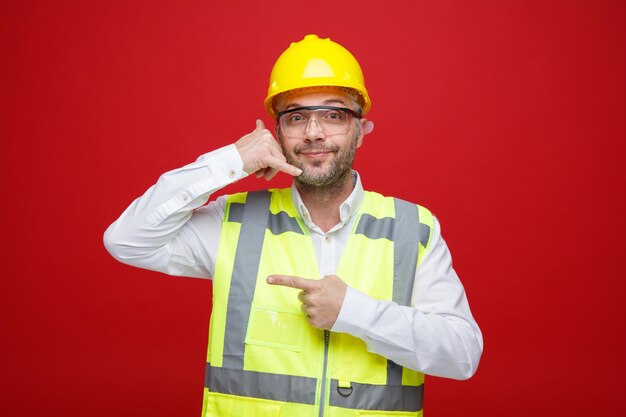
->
xmin=363 ymin=119 xmax=374 ymax=135
xmin=356 ymin=118 xmax=373 ymax=148
xmin=274 ymin=122 xmax=283 ymax=144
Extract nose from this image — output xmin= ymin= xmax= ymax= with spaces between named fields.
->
xmin=303 ymin=116 xmax=326 ymax=141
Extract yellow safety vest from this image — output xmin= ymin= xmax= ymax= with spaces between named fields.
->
xmin=202 ymin=188 xmax=434 ymax=417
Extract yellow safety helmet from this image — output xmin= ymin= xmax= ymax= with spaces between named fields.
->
xmin=264 ymin=34 xmax=371 ymax=119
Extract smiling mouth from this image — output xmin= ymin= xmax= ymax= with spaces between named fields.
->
xmin=296 ymin=145 xmax=337 ymax=155
xmin=301 ymin=150 xmax=331 ymax=156
xmin=298 ymin=150 xmax=334 ymax=162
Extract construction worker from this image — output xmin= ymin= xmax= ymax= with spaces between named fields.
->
xmin=104 ymin=34 xmax=483 ymax=417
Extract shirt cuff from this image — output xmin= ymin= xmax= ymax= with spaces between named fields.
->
xmin=331 ymin=286 xmax=378 ymax=338
xmin=199 ymin=143 xmax=248 ymax=183
xmin=144 ymin=145 xmax=247 ymax=228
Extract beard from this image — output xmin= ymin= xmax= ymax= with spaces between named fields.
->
xmin=283 ymin=137 xmax=358 ymax=190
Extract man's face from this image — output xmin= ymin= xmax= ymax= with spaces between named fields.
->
xmin=277 ymin=90 xmax=364 ymax=188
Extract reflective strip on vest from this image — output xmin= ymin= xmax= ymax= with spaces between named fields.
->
xmin=268 ymin=210 xmax=305 ymax=235
xmin=329 ymin=379 xmax=424 ymax=412
xmin=355 ymin=214 xmax=394 ymax=240
xmin=205 ymin=363 xmax=316 ymax=404
xmin=228 ymin=202 xmax=303 ymax=236
xmin=392 ymin=198 xmax=421 ymax=307
xmin=222 ymin=190 xmax=270 ymax=369
xmin=208 ymin=190 xmax=429 ymax=413
xmin=386 ymin=359 xmax=403 ymax=386
xmin=205 ymin=369 xmax=423 ymax=413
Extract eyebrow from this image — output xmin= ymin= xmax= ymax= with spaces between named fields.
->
xmin=284 ymin=98 xmax=349 ymax=111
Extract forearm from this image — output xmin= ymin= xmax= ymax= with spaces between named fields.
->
xmin=334 ymin=288 xmax=482 ymax=380
xmin=103 ymin=144 xmax=246 ymax=277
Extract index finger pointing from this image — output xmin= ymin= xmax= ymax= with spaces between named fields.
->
xmin=255 ymin=119 xmax=265 ymax=131
xmin=267 ymin=275 xmax=316 ymax=290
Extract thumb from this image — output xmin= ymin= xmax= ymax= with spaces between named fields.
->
xmin=255 ymin=119 xmax=265 ymax=131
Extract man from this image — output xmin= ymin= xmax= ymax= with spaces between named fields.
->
xmin=104 ymin=34 xmax=482 ymax=417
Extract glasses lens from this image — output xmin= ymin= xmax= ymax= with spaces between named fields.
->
xmin=280 ymin=108 xmax=353 ymax=137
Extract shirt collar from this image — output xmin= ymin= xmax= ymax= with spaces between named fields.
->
xmin=290 ymin=171 xmax=365 ymax=228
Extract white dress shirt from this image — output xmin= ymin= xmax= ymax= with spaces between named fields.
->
xmin=104 ymin=144 xmax=483 ymax=380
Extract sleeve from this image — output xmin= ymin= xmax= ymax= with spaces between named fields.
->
xmin=331 ymin=217 xmax=483 ymax=380
xmin=103 ymin=144 xmax=248 ymax=279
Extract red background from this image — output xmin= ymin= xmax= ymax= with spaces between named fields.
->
xmin=2 ymin=1 xmax=625 ymax=416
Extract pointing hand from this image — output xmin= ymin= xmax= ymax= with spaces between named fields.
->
xmin=267 ymin=274 xmax=348 ymax=330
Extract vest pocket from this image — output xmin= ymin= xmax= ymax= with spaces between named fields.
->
xmin=204 ymin=391 xmax=282 ymax=417
xmin=244 ymin=304 xmax=306 ymax=351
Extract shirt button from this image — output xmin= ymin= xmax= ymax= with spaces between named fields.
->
xmin=325 ymin=236 xmax=332 ymax=243
xmin=228 ymin=169 xmax=236 ymax=179
xmin=181 ymin=193 xmax=190 ymax=202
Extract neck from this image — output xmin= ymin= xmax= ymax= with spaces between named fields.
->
xmin=295 ymin=171 xmax=355 ymax=233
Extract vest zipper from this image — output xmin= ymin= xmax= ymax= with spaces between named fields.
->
xmin=318 ymin=329 xmax=330 ymax=417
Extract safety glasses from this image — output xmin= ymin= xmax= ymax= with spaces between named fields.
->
xmin=277 ymin=106 xmax=362 ymax=137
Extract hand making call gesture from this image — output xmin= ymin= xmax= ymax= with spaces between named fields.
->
xmin=235 ymin=119 xmax=302 ymax=181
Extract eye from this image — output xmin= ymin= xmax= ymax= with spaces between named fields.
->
xmin=287 ymin=113 xmax=306 ymax=123
xmin=322 ymin=110 xmax=345 ymax=122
